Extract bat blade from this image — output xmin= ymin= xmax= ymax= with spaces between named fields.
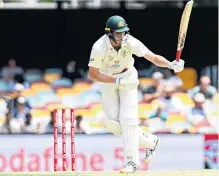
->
xmin=176 ymin=0 xmax=194 ymax=61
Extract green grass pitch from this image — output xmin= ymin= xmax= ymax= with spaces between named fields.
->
xmin=0 ymin=169 xmax=218 ymax=176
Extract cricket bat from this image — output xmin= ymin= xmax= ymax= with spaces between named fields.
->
xmin=176 ymin=0 xmax=194 ymax=61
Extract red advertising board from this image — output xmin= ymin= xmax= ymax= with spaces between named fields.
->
xmin=205 ymin=134 xmax=218 ymax=169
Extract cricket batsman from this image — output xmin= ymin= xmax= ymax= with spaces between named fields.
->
xmin=88 ymin=15 xmax=184 ymax=173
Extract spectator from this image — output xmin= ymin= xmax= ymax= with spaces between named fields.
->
xmin=20 ymin=113 xmax=40 ymax=134
xmin=1 ymin=73 xmax=15 ymax=92
xmin=14 ymin=74 xmax=30 ymax=89
xmin=12 ymin=97 xmax=31 ymax=121
xmin=40 ymin=112 xmax=89 ymax=134
xmin=0 ymin=109 xmax=26 ymax=134
xmin=139 ymin=117 xmax=148 ymax=126
xmin=142 ymin=72 xmax=164 ymax=103
xmin=75 ymin=115 xmax=86 ymax=134
xmin=63 ymin=60 xmax=84 ymax=82
xmin=1 ymin=58 xmax=24 ymax=79
xmin=13 ymin=83 xmax=24 ymax=97
xmin=0 ymin=111 xmax=12 ymax=134
xmin=8 ymin=83 xmax=24 ymax=110
xmin=157 ymin=85 xmax=184 ymax=115
xmin=3 ymin=111 xmax=38 ymax=134
xmin=163 ymin=69 xmax=183 ymax=92
xmin=41 ymin=111 xmax=56 ymax=134
xmin=189 ymin=75 xmax=217 ymax=99
xmin=149 ymin=103 xmax=168 ymax=121
xmin=9 ymin=83 xmax=31 ymax=109
xmin=187 ymin=93 xmax=209 ymax=126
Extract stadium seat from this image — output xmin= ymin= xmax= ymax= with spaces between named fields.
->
xmin=79 ymin=90 xmax=101 ymax=107
xmin=57 ymin=88 xmax=76 ymax=98
xmin=52 ymin=78 xmax=73 ymax=89
xmin=166 ymin=114 xmax=186 ymax=126
xmin=213 ymin=93 xmax=219 ymax=105
xmin=26 ymin=69 xmax=42 ymax=74
xmin=72 ymin=82 xmax=92 ymax=94
xmin=138 ymin=103 xmax=154 ymax=118
xmin=0 ymin=119 xmax=5 ymax=128
xmin=174 ymin=93 xmax=194 ymax=107
xmin=37 ymin=92 xmax=60 ymax=105
xmin=177 ymin=67 xmax=197 ymax=90
xmin=26 ymin=91 xmax=59 ymax=108
xmin=24 ymin=73 xmax=42 ymax=83
xmin=89 ymin=121 xmax=104 ymax=128
xmin=90 ymin=82 xmax=101 ymax=91
xmin=74 ymin=108 xmax=94 ymax=118
xmin=44 ymin=68 xmax=63 ymax=75
xmin=187 ymin=126 xmax=197 ymax=133
xmin=139 ymin=126 xmax=150 ymax=133
xmin=170 ymin=122 xmax=194 ymax=134
xmin=31 ymin=109 xmax=51 ymax=118
xmin=0 ymin=98 xmax=7 ymax=120
xmin=146 ymin=117 xmax=167 ymax=133
xmin=44 ymin=73 xmax=61 ymax=84
xmin=31 ymin=82 xmax=52 ymax=93
xmin=61 ymin=95 xmax=81 ymax=108
xmin=27 ymin=96 xmax=45 ymax=108
xmin=138 ymin=90 xmax=144 ymax=102
xmin=44 ymin=103 xmax=66 ymax=111
xmin=0 ymin=80 xmax=11 ymax=92
xmin=35 ymin=90 xmax=54 ymax=97
xmin=21 ymin=89 xmax=36 ymax=97
xmin=139 ymin=78 xmax=153 ymax=87
xmin=90 ymin=104 xmax=103 ymax=115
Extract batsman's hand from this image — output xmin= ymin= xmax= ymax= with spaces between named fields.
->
xmin=115 ymin=77 xmax=139 ymax=89
xmin=168 ymin=59 xmax=185 ymax=72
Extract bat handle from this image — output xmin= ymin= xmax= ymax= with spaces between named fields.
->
xmin=176 ymin=50 xmax=182 ymax=62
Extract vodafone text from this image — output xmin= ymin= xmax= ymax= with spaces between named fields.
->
xmin=0 ymin=147 xmax=148 ymax=172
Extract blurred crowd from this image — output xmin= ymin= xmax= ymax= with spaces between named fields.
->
xmin=0 ymin=58 xmax=218 ymax=135
xmin=1 ymin=0 xmax=217 ymax=7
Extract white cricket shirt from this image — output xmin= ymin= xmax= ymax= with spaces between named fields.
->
xmin=88 ymin=34 xmax=149 ymax=76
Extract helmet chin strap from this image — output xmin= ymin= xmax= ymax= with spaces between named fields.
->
xmin=108 ymin=31 xmax=129 ymax=44
xmin=107 ymin=32 xmax=117 ymax=43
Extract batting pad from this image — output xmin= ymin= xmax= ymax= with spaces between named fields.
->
xmin=102 ymin=119 xmax=158 ymax=149
xmin=121 ymin=125 xmax=139 ymax=166
xmin=138 ymin=128 xmax=158 ymax=149
xmin=101 ymin=119 xmax=122 ymax=136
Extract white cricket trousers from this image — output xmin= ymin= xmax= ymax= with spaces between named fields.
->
xmin=100 ymin=67 xmax=140 ymax=166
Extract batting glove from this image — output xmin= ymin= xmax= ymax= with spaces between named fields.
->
xmin=168 ymin=59 xmax=185 ymax=72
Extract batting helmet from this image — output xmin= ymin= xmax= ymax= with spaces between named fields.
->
xmin=105 ymin=15 xmax=130 ymax=33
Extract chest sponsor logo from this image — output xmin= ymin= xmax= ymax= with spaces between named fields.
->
xmin=111 ymin=64 xmax=120 ymax=69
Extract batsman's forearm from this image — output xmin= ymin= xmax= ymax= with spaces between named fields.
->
xmin=153 ymin=55 xmax=170 ymax=68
